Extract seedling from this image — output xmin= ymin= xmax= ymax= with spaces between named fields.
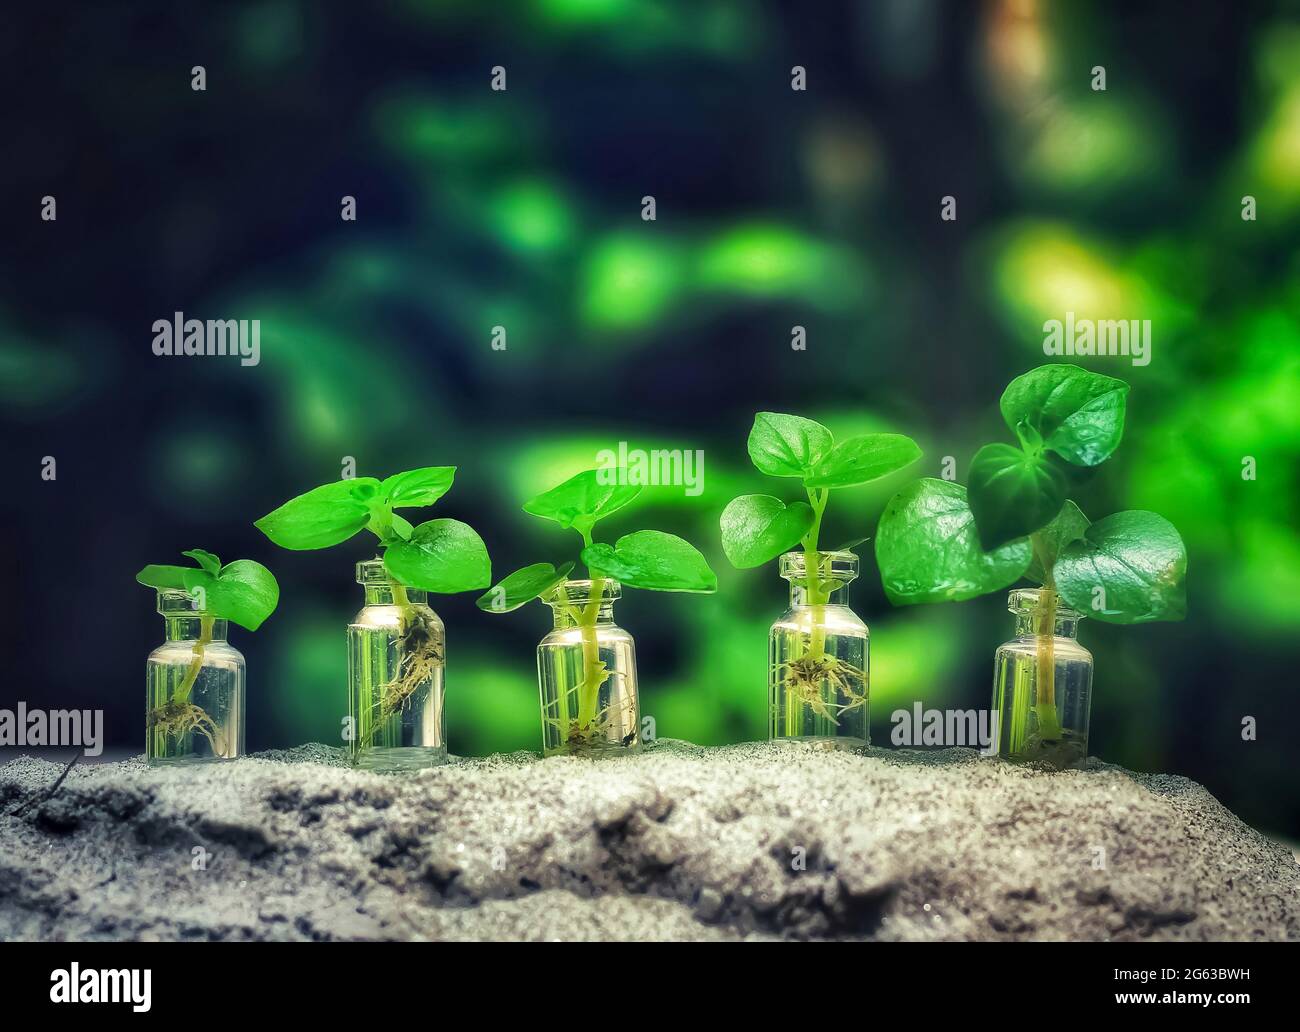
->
xmin=875 ymin=364 xmax=1187 ymax=765
xmin=255 ymin=468 xmax=490 ymax=750
xmin=719 ymin=413 xmax=922 ymax=736
xmin=137 ymin=549 xmax=278 ymax=757
xmin=477 ymin=468 xmax=716 ymax=754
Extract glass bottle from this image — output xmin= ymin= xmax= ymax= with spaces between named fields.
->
xmin=990 ymin=588 xmax=1093 ymax=770
xmin=769 ymin=550 xmax=869 ymax=749
xmin=537 ymin=579 xmax=639 ymax=756
xmin=146 ymin=589 xmax=245 ymax=764
xmin=347 ymin=558 xmax=447 ymax=771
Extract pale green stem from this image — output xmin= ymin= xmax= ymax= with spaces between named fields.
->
xmin=575 ymin=529 xmax=609 ymax=730
xmin=176 ymin=616 xmax=214 ymax=705
xmin=1029 ymin=533 xmax=1062 ymax=740
xmin=802 ymin=487 xmax=830 ymax=661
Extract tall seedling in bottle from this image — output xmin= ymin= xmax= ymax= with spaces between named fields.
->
xmin=720 ymin=414 xmax=921 ymax=744
xmin=875 ymin=365 xmax=1187 ymax=766
xmin=255 ymin=468 xmax=490 ymax=766
xmin=478 ymin=469 xmax=716 ymax=755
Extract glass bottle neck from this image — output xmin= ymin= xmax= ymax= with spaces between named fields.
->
xmin=1013 ymin=611 xmax=1080 ymax=639
xmin=550 ymin=600 xmax=617 ymax=629
xmin=163 ymin=615 xmax=229 ymax=642
xmin=789 ymin=581 xmax=851 ymax=607
xmin=362 ymin=583 xmax=427 ymax=606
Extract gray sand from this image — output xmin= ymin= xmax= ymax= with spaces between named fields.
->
xmin=1 ymin=740 xmax=1296 ymax=941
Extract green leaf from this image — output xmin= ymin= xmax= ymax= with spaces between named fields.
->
xmin=477 ymin=561 xmax=576 ymax=613
xmin=747 ymin=412 xmax=833 ymax=477
xmin=1054 ymin=511 xmax=1187 ymax=623
xmin=1000 ymin=364 xmax=1129 ymax=467
xmin=967 ymin=443 xmax=1067 ymax=550
xmin=384 ymin=518 xmax=492 ymax=593
xmin=182 ymin=560 xmax=280 ymax=632
xmin=522 ymin=469 xmax=642 ymax=537
xmin=719 ymin=494 xmax=813 ymax=569
xmin=833 ymin=537 xmax=871 ymax=553
xmin=1025 ymin=500 xmax=1090 ymax=584
xmin=181 ymin=549 xmax=221 ymax=576
xmin=255 ymin=478 xmax=381 ymax=550
xmin=135 ymin=565 xmax=193 ymax=591
xmin=804 ymin=433 xmax=922 ymax=489
xmin=581 ymin=530 xmax=717 ymax=593
xmin=380 ymin=466 xmax=456 ymax=508
xmin=875 ymin=478 xmax=1032 ymax=605
xmin=389 ymin=512 xmax=414 ymax=541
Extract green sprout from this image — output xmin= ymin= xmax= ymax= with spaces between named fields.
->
xmin=477 ymin=468 xmax=716 ymax=754
xmin=875 ymin=364 xmax=1188 ymax=763
xmin=136 ymin=549 xmax=279 ymax=755
xmin=255 ymin=467 xmax=491 ymax=742
xmin=719 ymin=413 xmax=922 ymax=731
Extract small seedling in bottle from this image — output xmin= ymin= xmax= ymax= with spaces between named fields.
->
xmin=137 ymin=549 xmax=278 ymax=761
xmin=477 ymin=468 xmax=716 ymax=755
xmin=875 ymin=364 xmax=1187 ymax=768
xmin=719 ymin=413 xmax=922 ymax=743
xmin=255 ymin=467 xmax=490 ymax=765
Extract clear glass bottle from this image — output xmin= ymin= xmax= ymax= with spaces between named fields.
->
xmin=146 ymin=589 xmax=245 ymax=764
xmin=990 ymin=588 xmax=1094 ymax=770
xmin=537 ymin=579 xmax=639 ymax=756
xmin=769 ymin=550 xmax=869 ymax=749
xmin=347 ymin=558 xmax=447 ymax=771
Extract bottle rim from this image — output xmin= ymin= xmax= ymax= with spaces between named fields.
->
xmin=545 ymin=578 xmax=622 ymax=606
xmin=779 ymin=549 xmax=859 ymax=583
xmin=1007 ymin=587 xmax=1084 ymax=620
xmin=155 ymin=588 xmax=218 ymax=617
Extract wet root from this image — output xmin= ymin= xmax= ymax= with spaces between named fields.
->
xmin=775 ymin=653 xmax=867 ymax=723
xmin=147 ymin=699 xmax=229 ymax=758
xmin=362 ymin=611 xmax=443 ymax=746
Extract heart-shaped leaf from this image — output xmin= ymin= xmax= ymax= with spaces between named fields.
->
xmin=385 ymin=518 xmax=492 ymax=594
xmin=255 ymin=478 xmax=381 ymax=550
xmin=1025 ymin=499 xmax=1090 ymax=585
xmin=968 ymin=443 xmax=1067 ymax=550
xmin=522 ymin=469 xmax=642 ymax=538
xmin=1054 ymin=510 xmax=1187 ymax=623
xmin=804 ymin=433 xmax=922 ymax=489
xmin=876 ymin=478 xmax=1032 ymax=605
xmin=380 ymin=466 xmax=456 ymax=508
xmin=581 ymin=530 xmax=717 ymax=592
xmin=1000 ymin=364 xmax=1129 ymax=467
xmin=183 ymin=560 xmax=280 ymax=631
xmin=747 ymin=412 xmax=833 ymax=478
xmin=719 ymin=494 xmax=814 ymax=569
xmin=477 ymin=561 xmax=576 ymax=613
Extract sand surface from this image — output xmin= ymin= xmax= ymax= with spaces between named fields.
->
xmin=1 ymin=740 xmax=1296 ymax=941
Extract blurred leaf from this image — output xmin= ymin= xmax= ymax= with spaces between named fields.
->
xmin=580 ymin=234 xmax=683 ymax=331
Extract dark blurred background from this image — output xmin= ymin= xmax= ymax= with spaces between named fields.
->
xmin=2 ymin=1 xmax=1298 ymax=838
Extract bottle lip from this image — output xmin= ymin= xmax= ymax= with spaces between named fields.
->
xmin=356 ymin=557 xmax=394 ymax=585
xmin=779 ymin=550 xmax=859 ymax=583
xmin=156 ymin=588 xmax=217 ymax=618
xmin=1007 ymin=587 xmax=1084 ymax=619
xmin=546 ymin=578 xmax=622 ymax=606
